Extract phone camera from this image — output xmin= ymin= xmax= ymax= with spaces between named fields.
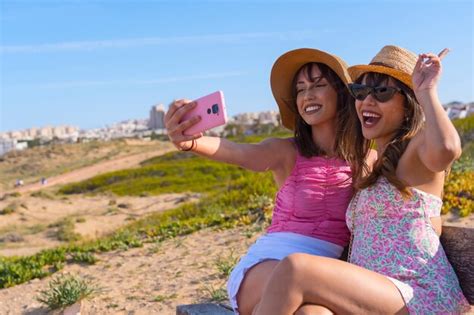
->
xmin=212 ymin=104 xmax=219 ymax=114
xmin=207 ymin=108 xmax=212 ymax=114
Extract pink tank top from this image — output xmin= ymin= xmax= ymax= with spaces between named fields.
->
xmin=267 ymin=146 xmax=353 ymax=247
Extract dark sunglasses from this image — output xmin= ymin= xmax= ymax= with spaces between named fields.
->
xmin=348 ymin=83 xmax=402 ymax=103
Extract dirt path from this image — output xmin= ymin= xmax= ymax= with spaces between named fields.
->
xmin=9 ymin=145 xmax=175 ymax=195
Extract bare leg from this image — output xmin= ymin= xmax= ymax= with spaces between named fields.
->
xmin=236 ymin=259 xmax=279 ymax=315
xmin=253 ymin=302 xmax=333 ymax=315
xmin=295 ymin=304 xmax=334 ymax=315
xmin=254 ymin=253 xmax=408 ymax=315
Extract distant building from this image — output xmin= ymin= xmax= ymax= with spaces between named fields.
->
xmin=37 ymin=126 xmax=52 ymax=138
xmin=232 ymin=110 xmax=280 ymax=126
xmin=0 ymin=139 xmax=28 ymax=156
xmin=443 ymin=102 xmax=474 ymax=120
xmin=149 ymin=104 xmax=165 ymax=130
xmin=258 ymin=110 xmax=280 ymax=125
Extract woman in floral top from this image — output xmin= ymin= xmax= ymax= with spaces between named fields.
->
xmin=253 ymin=45 xmax=470 ymax=314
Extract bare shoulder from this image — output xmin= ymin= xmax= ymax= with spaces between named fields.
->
xmin=260 ymin=137 xmax=297 ymax=182
xmin=259 ymin=137 xmax=297 ymax=170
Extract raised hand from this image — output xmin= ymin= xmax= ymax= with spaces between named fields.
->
xmin=164 ymin=99 xmax=202 ymax=151
xmin=412 ymin=48 xmax=449 ymax=93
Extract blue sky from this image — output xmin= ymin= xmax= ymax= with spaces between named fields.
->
xmin=1 ymin=0 xmax=473 ymax=132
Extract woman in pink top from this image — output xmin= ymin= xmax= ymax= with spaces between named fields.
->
xmin=254 ymin=46 xmax=470 ymax=314
xmin=165 ymin=48 xmax=364 ymax=315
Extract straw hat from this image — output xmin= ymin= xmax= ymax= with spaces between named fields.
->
xmin=348 ymin=45 xmax=418 ymax=89
xmin=270 ymin=48 xmax=351 ymax=130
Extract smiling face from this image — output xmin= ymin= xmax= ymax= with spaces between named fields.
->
xmin=295 ymin=63 xmax=338 ymax=128
xmin=355 ymin=74 xmax=406 ymax=148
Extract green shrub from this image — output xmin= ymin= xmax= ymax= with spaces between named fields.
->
xmin=52 ymin=219 xmax=82 ymax=242
xmin=70 ymin=252 xmax=97 ymax=265
xmin=202 ymin=284 xmax=228 ymax=303
xmin=75 ymin=217 xmax=86 ymax=223
xmin=58 ymin=151 xmax=267 ymax=196
xmin=26 ymin=224 xmax=47 ymax=235
xmin=153 ymin=293 xmax=177 ymax=302
xmin=214 ymin=251 xmax=238 ymax=278
xmin=443 ymin=170 xmax=474 ymax=217
xmin=30 ymin=191 xmax=55 ymax=199
xmin=0 ymin=203 xmax=18 ymax=215
xmin=453 ymin=115 xmax=474 ymax=146
xmin=36 ymin=273 xmax=99 ymax=310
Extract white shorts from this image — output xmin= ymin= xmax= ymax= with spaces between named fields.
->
xmin=226 ymin=232 xmax=343 ymax=314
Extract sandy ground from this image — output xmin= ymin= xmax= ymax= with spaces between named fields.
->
xmin=0 ymin=192 xmax=200 ymax=257
xmin=0 ymin=224 xmax=262 ymax=315
xmin=441 ymin=211 xmax=474 ymax=228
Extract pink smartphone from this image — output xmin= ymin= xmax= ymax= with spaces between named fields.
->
xmin=181 ymin=90 xmax=228 ymax=136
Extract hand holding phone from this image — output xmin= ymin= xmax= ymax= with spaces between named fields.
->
xmin=180 ymin=91 xmax=228 ymax=136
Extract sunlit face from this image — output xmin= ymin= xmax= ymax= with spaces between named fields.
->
xmin=355 ymin=75 xmax=406 ymax=147
xmin=295 ymin=64 xmax=338 ymax=128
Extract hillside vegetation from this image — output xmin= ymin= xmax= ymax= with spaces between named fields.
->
xmin=0 ymin=151 xmax=276 ymax=288
xmin=0 ymin=139 xmax=166 ymax=191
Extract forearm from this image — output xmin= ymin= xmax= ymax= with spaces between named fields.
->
xmin=190 ymin=136 xmax=274 ymax=171
xmin=191 ymin=136 xmax=242 ymax=164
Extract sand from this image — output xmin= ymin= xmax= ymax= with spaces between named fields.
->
xmin=0 ymin=225 xmax=262 ymax=315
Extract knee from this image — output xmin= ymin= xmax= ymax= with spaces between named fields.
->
xmin=279 ymin=253 xmax=315 ymax=278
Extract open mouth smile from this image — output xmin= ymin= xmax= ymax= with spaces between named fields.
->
xmin=362 ymin=111 xmax=381 ymax=127
xmin=304 ymin=104 xmax=322 ymax=114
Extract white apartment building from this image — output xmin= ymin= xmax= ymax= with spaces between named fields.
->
xmin=444 ymin=102 xmax=474 ymax=120
xmin=0 ymin=139 xmax=28 ymax=156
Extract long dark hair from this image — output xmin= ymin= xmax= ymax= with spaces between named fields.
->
xmin=288 ymin=62 xmax=352 ymax=160
xmin=349 ymin=72 xmax=424 ymax=197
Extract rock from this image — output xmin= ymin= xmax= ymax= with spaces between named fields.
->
xmin=441 ymin=225 xmax=474 ymax=305
xmin=176 ymin=303 xmax=233 ymax=315
xmin=0 ymin=233 xmax=24 ymax=243
xmin=50 ymin=301 xmax=83 ymax=315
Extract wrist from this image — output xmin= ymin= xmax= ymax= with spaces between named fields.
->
xmin=414 ymin=88 xmax=439 ymax=105
xmin=179 ymin=139 xmax=196 ymax=152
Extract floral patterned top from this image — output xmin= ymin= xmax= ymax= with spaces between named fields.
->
xmin=346 ymin=177 xmax=470 ymax=314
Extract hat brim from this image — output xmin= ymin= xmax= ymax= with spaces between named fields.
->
xmin=271 ymin=48 xmax=351 ymax=130
xmin=348 ymin=65 xmax=413 ymax=89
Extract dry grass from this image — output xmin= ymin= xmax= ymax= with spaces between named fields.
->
xmin=0 ymin=139 xmax=165 ymax=191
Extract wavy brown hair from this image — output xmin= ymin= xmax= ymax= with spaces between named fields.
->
xmin=348 ymin=72 xmax=425 ymax=198
xmin=287 ymin=62 xmax=352 ymax=160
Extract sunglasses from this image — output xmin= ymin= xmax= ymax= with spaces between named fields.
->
xmin=348 ymin=83 xmax=402 ymax=103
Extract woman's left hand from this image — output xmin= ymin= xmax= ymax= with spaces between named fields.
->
xmin=412 ymin=48 xmax=449 ymax=93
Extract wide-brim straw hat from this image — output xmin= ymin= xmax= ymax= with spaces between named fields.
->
xmin=271 ymin=48 xmax=351 ymax=130
xmin=348 ymin=45 xmax=418 ymax=89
